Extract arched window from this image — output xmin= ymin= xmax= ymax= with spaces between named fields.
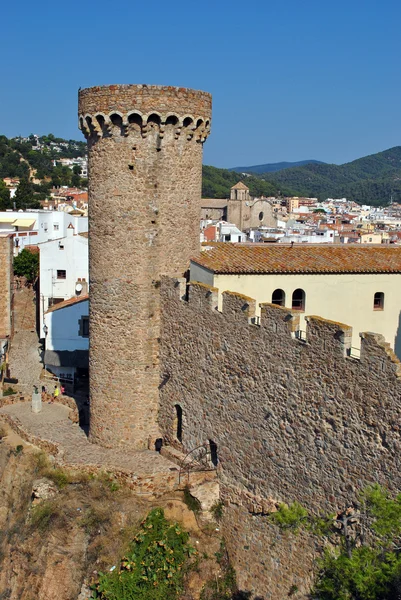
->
xmin=147 ymin=113 xmax=161 ymax=127
xmin=174 ymin=404 xmax=183 ymax=442
xmin=128 ymin=113 xmax=142 ymax=127
xmin=110 ymin=113 xmax=123 ymax=127
xmin=259 ymin=211 xmax=264 ymax=221
xmin=272 ymin=289 xmax=285 ymax=306
xmin=292 ymin=289 xmax=305 ymax=311
xmin=373 ymin=292 xmax=384 ymax=310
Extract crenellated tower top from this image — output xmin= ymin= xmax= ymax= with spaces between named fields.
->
xmin=78 ymin=84 xmax=212 ymax=142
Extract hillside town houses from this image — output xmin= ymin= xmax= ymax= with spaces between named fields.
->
xmin=201 ymin=182 xmax=401 ymax=246
xmin=2 ymin=174 xmax=401 ymax=388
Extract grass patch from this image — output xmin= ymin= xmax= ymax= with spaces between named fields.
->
xmin=80 ymin=506 xmax=110 ymax=535
xmin=29 ymin=501 xmax=60 ymax=532
xmin=201 ymin=540 xmax=241 ymax=600
xmin=3 ymin=387 xmax=16 ymax=397
xmin=183 ymin=485 xmax=202 ymax=514
xmin=30 ymin=452 xmax=90 ymax=489
xmin=210 ymin=500 xmax=224 ymax=521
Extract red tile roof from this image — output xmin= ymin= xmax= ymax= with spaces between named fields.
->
xmin=191 ymin=243 xmax=401 ymax=274
xmin=46 ymin=294 xmax=89 ymax=313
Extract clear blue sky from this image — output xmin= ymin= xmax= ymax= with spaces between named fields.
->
xmin=1 ymin=0 xmax=399 ymax=168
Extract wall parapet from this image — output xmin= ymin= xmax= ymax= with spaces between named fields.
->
xmin=162 ymin=277 xmax=401 ymax=371
xmin=78 ymin=84 xmax=212 ymax=143
xmin=159 ymin=275 xmax=401 ymax=597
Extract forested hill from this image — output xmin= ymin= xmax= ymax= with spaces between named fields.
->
xmin=201 ymin=165 xmax=295 ymax=199
xmin=0 ymin=134 xmax=88 ymax=210
xmin=0 ymin=134 xmax=87 ymax=185
xmin=264 ymin=147 xmax=401 ymax=205
xmin=229 ymin=159 xmax=324 ymax=174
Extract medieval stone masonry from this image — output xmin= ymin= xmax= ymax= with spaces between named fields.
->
xmin=159 ymin=278 xmax=401 ymax=597
xmin=79 ymin=84 xmax=401 ymax=598
xmin=79 ymin=85 xmax=212 ymax=449
xmin=0 ymin=235 xmax=13 ymax=339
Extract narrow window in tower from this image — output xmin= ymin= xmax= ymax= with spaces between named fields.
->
xmin=209 ymin=440 xmax=218 ymax=467
xmin=174 ymin=405 xmax=183 ymax=442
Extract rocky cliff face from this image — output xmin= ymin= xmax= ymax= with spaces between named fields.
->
xmin=0 ymin=425 xmax=223 ymax=600
xmin=0 ymin=429 xmax=96 ymax=599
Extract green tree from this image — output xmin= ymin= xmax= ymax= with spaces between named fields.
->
xmin=0 ymin=179 xmax=11 ymax=210
xmin=312 ymin=485 xmax=401 ymax=600
xmin=14 ymin=178 xmax=41 ymax=209
xmin=71 ymin=173 xmax=81 ymax=187
xmin=13 ymin=249 xmax=39 ymax=283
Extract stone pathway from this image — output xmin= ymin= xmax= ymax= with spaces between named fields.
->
xmin=4 ymin=286 xmax=191 ymax=498
xmin=0 ymin=402 xmax=180 ymax=496
xmin=8 ymin=285 xmax=42 ymax=396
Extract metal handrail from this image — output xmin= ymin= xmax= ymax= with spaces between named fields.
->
xmin=178 ymin=443 xmax=216 ymax=484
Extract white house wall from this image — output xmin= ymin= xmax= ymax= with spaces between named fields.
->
xmin=39 ymin=235 xmax=88 ymax=334
xmin=45 ymin=300 xmax=89 ymax=352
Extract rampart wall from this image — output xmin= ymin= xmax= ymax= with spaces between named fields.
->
xmin=159 ymin=277 xmax=401 ymax=598
xmin=0 ymin=235 xmax=13 ymax=339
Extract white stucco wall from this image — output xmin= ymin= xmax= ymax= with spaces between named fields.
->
xmin=45 ymin=299 xmax=89 ymax=352
xmin=190 ymin=262 xmax=401 ymax=356
xmin=39 ymin=234 xmax=88 ymax=334
xmin=0 ymin=211 xmax=88 ymax=253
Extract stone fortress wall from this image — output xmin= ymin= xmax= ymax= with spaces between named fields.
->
xmin=79 ymin=85 xmax=211 ymax=449
xmin=0 ymin=235 xmax=13 ymax=339
xmin=80 ymin=84 xmax=401 ymax=597
xmin=159 ymin=277 xmax=401 ymax=597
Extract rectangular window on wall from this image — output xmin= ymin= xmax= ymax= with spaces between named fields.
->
xmin=79 ymin=316 xmax=89 ymax=337
xmin=48 ymin=297 xmax=64 ymax=308
xmin=57 ymin=270 xmax=66 ymax=279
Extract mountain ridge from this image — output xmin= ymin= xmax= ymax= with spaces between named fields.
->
xmin=229 ymin=159 xmax=325 ymax=174
xmin=263 ymin=146 xmax=401 ymax=205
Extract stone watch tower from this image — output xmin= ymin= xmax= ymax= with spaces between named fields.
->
xmin=78 ymin=84 xmax=212 ymax=449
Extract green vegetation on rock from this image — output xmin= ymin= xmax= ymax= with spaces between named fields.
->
xmin=312 ymin=485 xmax=401 ymax=600
xmin=269 ymin=501 xmax=308 ymax=532
xmin=91 ymin=508 xmax=197 ymax=600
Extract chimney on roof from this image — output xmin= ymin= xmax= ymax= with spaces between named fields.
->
xmin=67 ymin=223 xmax=75 ymax=237
xmin=75 ymin=277 xmax=88 ymax=296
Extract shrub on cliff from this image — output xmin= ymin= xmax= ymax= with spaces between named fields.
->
xmin=312 ymin=485 xmax=401 ymax=600
xmin=91 ymin=508 xmax=196 ymax=600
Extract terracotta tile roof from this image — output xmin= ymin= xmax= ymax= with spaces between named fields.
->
xmin=191 ymin=243 xmax=401 ymax=274
xmin=46 ymin=294 xmax=89 ymax=314
xmin=231 ymin=181 xmax=249 ymax=190
xmin=201 ymin=199 xmax=228 ymax=209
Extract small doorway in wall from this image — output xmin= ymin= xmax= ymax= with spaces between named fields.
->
xmin=174 ymin=404 xmax=183 ymax=442
xmin=209 ymin=439 xmax=218 ymax=467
